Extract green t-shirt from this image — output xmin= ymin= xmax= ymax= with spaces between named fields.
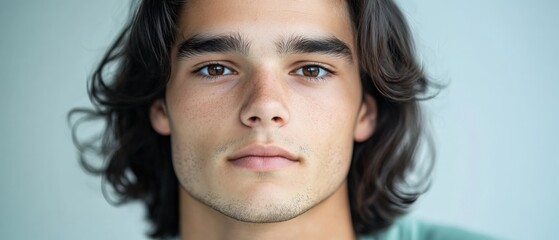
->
xmin=359 ymin=218 xmax=497 ymax=240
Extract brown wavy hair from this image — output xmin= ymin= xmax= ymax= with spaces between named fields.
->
xmin=69 ymin=0 xmax=436 ymax=238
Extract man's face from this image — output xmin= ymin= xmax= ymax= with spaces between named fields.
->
xmin=151 ymin=0 xmax=375 ymax=222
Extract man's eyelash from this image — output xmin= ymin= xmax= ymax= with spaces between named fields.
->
xmin=191 ymin=62 xmax=334 ymax=81
xmin=293 ymin=63 xmax=334 ymax=81
xmin=192 ymin=62 xmax=236 ymax=79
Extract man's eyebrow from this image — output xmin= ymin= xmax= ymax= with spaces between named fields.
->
xmin=176 ymin=34 xmax=250 ymax=59
xmin=276 ymin=35 xmax=353 ymax=63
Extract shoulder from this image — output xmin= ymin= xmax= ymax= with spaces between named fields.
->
xmin=359 ymin=218 xmax=498 ymax=240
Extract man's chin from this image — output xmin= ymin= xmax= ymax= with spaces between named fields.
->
xmin=214 ymin=200 xmax=312 ymax=224
xmin=198 ymin=191 xmax=315 ymax=223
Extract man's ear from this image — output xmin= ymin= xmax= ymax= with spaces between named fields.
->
xmin=354 ymin=94 xmax=377 ymax=142
xmin=150 ymin=99 xmax=171 ymax=135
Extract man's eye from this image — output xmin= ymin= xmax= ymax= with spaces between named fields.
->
xmin=293 ymin=65 xmax=330 ymax=78
xmin=197 ymin=64 xmax=234 ymax=77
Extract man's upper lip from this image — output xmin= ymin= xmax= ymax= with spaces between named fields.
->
xmin=228 ymin=145 xmax=298 ymax=161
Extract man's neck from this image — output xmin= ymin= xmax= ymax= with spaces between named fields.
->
xmin=178 ymin=182 xmax=356 ymax=240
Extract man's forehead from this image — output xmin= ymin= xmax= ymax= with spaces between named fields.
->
xmin=182 ymin=0 xmax=348 ymax=11
xmin=176 ymin=0 xmax=353 ymax=36
xmin=174 ymin=0 xmax=355 ymax=59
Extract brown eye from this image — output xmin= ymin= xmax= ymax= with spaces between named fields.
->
xmin=302 ymin=66 xmax=320 ymax=77
xmin=293 ymin=65 xmax=330 ymax=80
xmin=208 ymin=64 xmax=224 ymax=75
xmin=198 ymin=64 xmax=234 ymax=77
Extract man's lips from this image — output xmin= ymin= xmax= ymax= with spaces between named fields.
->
xmin=228 ymin=145 xmax=299 ymax=170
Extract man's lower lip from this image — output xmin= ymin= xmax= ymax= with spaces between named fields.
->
xmin=229 ymin=156 xmax=297 ymax=170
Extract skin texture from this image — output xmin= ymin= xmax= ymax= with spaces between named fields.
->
xmin=150 ymin=0 xmax=377 ymax=239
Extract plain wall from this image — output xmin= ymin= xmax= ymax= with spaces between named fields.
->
xmin=1 ymin=0 xmax=558 ymax=239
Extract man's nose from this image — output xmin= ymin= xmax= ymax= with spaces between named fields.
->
xmin=239 ymin=71 xmax=290 ymax=128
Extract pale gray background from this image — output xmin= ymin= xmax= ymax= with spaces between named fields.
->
xmin=1 ymin=0 xmax=558 ymax=239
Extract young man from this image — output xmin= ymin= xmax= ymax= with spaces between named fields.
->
xmin=72 ymin=0 xmax=492 ymax=239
